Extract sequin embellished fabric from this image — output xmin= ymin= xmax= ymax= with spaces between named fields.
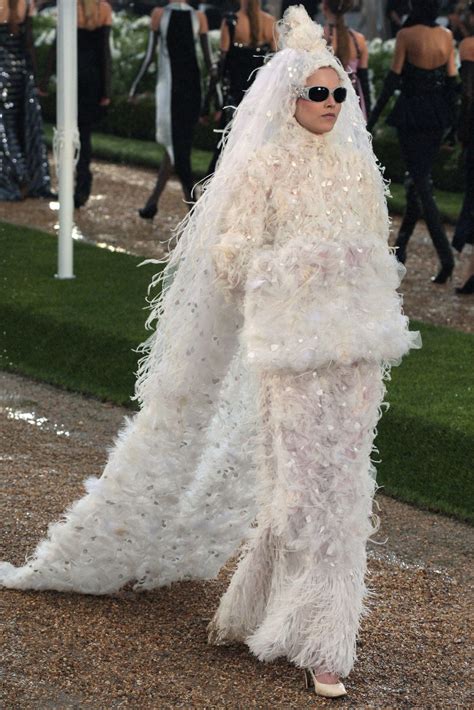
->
xmin=0 ymin=23 xmax=51 ymax=200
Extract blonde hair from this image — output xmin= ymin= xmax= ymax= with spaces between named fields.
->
xmin=326 ymin=0 xmax=353 ymax=68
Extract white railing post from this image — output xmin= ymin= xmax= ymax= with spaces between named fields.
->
xmin=55 ymin=0 xmax=78 ymax=280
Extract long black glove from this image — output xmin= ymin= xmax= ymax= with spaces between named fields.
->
xmin=366 ymin=70 xmax=401 ymax=132
xmin=356 ymin=67 xmax=371 ymax=116
xmin=201 ymin=48 xmax=226 ymax=116
xmin=442 ymin=75 xmax=461 ymax=146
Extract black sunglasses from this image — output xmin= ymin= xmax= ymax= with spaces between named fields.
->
xmin=297 ymin=86 xmax=347 ymax=103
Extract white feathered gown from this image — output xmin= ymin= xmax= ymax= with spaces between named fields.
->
xmin=0 ymin=116 xmax=420 ymax=679
xmin=208 ymin=118 xmax=420 ymax=676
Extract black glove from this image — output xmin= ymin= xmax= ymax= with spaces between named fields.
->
xmin=356 ymin=67 xmax=371 ymax=117
xmin=367 ymin=70 xmax=401 ymax=132
xmin=445 ymin=75 xmax=461 ymax=144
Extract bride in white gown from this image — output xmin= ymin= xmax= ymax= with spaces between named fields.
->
xmin=0 ymin=6 xmax=420 ymax=698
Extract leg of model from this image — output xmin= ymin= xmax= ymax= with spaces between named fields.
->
xmin=139 ymin=151 xmax=173 ymax=219
xmin=75 ymin=121 xmax=93 ymax=208
xmin=453 ymin=145 xmax=474 ymax=292
xmin=173 ymin=125 xmax=196 ymax=207
xmin=399 ymin=130 xmax=454 ymax=277
xmin=395 ymin=172 xmax=423 ymax=263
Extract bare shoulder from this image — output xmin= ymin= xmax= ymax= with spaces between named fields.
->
xmin=261 ymin=11 xmax=275 ymax=24
xmin=351 ymin=30 xmax=366 ymax=42
xmin=440 ymin=25 xmax=454 ymax=42
xmin=460 ymin=37 xmax=474 ymax=61
xmin=151 ymin=6 xmax=164 ymax=31
xmin=395 ymin=26 xmax=409 ymax=44
xmin=396 ymin=26 xmax=410 ymax=38
xmin=197 ymin=10 xmax=209 ymax=33
xmin=353 ymin=30 xmax=367 ymax=49
xmin=439 ymin=25 xmax=453 ymax=38
xmin=100 ymin=1 xmax=113 ymax=26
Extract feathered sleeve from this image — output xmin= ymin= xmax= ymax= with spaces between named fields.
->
xmin=211 ymin=155 xmax=272 ymax=301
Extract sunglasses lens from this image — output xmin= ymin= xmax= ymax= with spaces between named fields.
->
xmin=334 ymin=87 xmax=347 ymax=103
xmin=308 ymin=86 xmax=329 ymax=102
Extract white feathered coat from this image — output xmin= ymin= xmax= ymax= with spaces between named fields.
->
xmin=212 ymin=120 xmax=419 ymax=371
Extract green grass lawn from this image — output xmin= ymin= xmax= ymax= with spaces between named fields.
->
xmin=1 ymin=221 xmax=472 ymax=522
xmin=1 ymin=222 xmax=158 ymax=403
xmin=43 ymin=125 xmax=463 ymax=223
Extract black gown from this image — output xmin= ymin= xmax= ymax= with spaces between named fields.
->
xmin=129 ymin=3 xmax=201 ymax=198
xmin=0 ymin=22 xmax=51 ymax=201
xmin=207 ymin=14 xmax=270 ymax=174
xmin=75 ymin=25 xmax=111 ymax=206
xmin=164 ymin=5 xmax=201 ymax=195
xmin=387 ymin=62 xmax=455 ymax=270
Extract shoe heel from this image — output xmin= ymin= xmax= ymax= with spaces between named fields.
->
xmin=431 ymin=265 xmax=454 ymax=285
xmin=303 ymin=668 xmax=347 ymax=698
xmin=303 ymin=668 xmax=314 ymax=690
xmin=455 ymin=275 xmax=474 ymax=295
xmin=138 ymin=204 xmax=158 ymax=221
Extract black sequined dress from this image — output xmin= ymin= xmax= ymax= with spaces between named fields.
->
xmin=208 ymin=14 xmax=270 ymax=173
xmin=386 ymin=60 xmax=455 ymax=132
xmin=223 ymin=24 xmax=270 ymax=111
xmin=0 ymin=22 xmax=51 ymax=201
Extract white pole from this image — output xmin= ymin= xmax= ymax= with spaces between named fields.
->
xmin=55 ymin=0 xmax=77 ymax=280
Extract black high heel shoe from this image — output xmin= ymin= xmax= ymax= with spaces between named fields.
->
xmin=455 ymin=275 xmax=474 ymax=295
xmin=138 ymin=203 xmax=158 ymax=220
xmin=431 ymin=265 xmax=454 ymax=285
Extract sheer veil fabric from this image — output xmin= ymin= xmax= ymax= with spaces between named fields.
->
xmin=1 ymin=6 xmax=420 ymax=677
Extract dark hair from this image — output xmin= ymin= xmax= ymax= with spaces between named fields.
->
xmin=404 ymin=0 xmax=440 ymax=27
xmin=325 ymin=0 xmax=354 ymax=68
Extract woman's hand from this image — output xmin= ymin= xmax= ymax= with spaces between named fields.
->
xmin=99 ymin=97 xmax=111 ymax=107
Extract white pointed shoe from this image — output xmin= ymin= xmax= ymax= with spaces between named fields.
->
xmin=304 ymin=668 xmax=347 ymax=698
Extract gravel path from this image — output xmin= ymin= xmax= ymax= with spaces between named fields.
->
xmin=0 ymin=158 xmax=472 ymax=334
xmin=1 ymin=371 xmax=473 ymax=708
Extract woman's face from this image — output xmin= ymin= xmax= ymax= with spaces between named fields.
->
xmin=294 ymin=67 xmax=343 ymax=135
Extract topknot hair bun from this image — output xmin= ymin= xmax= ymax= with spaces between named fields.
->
xmin=277 ymin=5 xmax=328 ymax=53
